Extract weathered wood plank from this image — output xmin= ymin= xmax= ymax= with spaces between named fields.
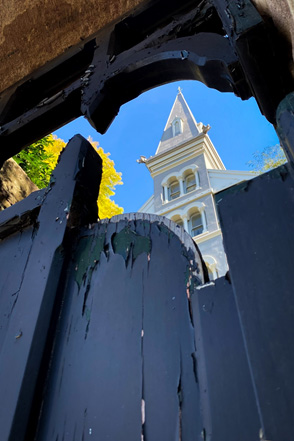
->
xmin=0 ymin=135 xmax=102 ymax=441
xmin=35 ymin=215 xmax=204 ymax=440
xmin=36 ymin=225 xmax=143 ymax=441
xmin=216 ymin=164 xmax=294 ymax=441
xmin=142 ymin=221 xmax=202 ymax=441
xmin=109 ymin=213 xmax=207 ymax=284
xmin=0 ymin=227 xmax=35 ymax=353
xmin=0 ymin=188 xmax=45 ymax=239
xmin=192 ymin=277 xmax=261 ymax=441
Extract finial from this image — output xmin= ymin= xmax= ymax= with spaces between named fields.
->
xmin=178 ymin=86 xmax=182 ymax=94
xmin=202 ymin=124 xmax=211 ymax=134
xmin=136 ymin=155 xmax=148 ymax=164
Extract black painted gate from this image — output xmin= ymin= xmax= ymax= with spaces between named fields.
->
xmin=0 ymin=135 xmax=293 ymax=441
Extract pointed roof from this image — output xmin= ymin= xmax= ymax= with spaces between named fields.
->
xmin=155 ymin=88 xmax=204 ymax=155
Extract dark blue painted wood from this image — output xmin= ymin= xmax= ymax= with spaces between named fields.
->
xmin=192 ymin=277 xmax=261 ymax=441
xmin=0 ymin=135 xmax=102 ymax=441
xmin=216 ymin=164 xmax=294 ymax=441
xmin=35 ymin=217 xmax=204 ymax=441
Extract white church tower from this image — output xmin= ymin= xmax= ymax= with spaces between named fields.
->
xmin=139 ymin=88 xmax=252 ymax=279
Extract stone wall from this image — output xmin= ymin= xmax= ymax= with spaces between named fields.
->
xmin=0 ymin=0 xmax=293 ymax=96
xmin=0 ymin=0 xmax=143 ymax=94
xmin=0 ymin=159 xmax=38 ymax=210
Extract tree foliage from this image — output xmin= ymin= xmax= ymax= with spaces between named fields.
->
xmin=13 ymin=136 xmax=56 ymax=188
xmin=13 ymin=135 xmax=123 ymax=218
xmin=88 ymin=137 xmax=123 ymax=219
xmin=247 ymin=145 xmax=287 ymax=174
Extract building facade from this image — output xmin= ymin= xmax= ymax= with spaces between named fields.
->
xmin=138 ymin=89 xmax=253 ymax=279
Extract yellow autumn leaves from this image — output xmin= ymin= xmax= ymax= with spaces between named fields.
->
xmin=86 ymin=137 xmax=123 ymax=219
xmin=42 ymin=134 xmax=123 ymax=218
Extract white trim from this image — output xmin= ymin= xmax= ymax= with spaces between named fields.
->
xmin=181 ymin=214 xmax=189 ymax=231
xmin=155 ymin=188 xmax=212 ymax=216
xmin=155 ymin=100 xmax=178 ymax=155
xmin=162 ymin=201 xmax=206 ymax=219
xmin=203 ymin=255 xmax=217 ymax=266
xmin=196 ymin=170 xmax=200 ymax=188
xmin=180 ymin=91 xmax=199 ymax=129
xmin=160 ymin=165 xmax=200 ymax=199
xmin=193 ymin=228 xmax=222 ymax=244
xmin=201 ymin=210 xmax=207 ymax=232
xmin=179 ymin=163 xmax=198 ymax=177
xmin=162 ymin=184 xmax=168 ymax=203
xmin=203 ymin=135 xmax=226 ymax=170
xmin=203 ymin=255 xmax=218 ymax=280
xmin=149 ymin=135 xmax=207 ymax=176
xmin=160 ymin=171 xmax=180 ymax=186
xmin=208 ymin=169 xmax=254 ymax=177
xmin=147 ymin=133 xmax=225 ymax=178
xmin=179 ymin=178 xmax=185 ymax=196
xmin=186 ymin=201 xmax=206 ymax=216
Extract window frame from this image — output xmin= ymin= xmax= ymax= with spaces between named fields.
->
xmin=172 ymin=117 xmax=183 ymax=137
xmin=189 ymin=212 xmax=204 ymax=237
xmin=168 ymin=180 xmax=180 ymax=200
xmin=185 ymin=173 xmax=197 ymax=193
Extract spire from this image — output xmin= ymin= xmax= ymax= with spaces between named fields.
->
xmin=155 ymin=89 xmax=207 ymax=155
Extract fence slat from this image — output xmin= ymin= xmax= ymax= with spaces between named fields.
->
xmin=192 ymin=277 xmax=261 ymax=440
xmin=216 ymin=164 xmax=294 ymax=441
xmin=0 ymin=135 xmax=102 ymax=441
xmin=35 ymin=216 xmax=204 ymax=441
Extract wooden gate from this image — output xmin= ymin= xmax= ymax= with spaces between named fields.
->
xmin=0 ymin=135 xmax=293 ymax=441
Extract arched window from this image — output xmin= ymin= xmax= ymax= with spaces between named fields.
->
xmin=189 ymin=212 xmax=203 ymax=237
xmin=174 ymin=120 xmax=180 ymax=135
xmin=172 ymin=118 xmax=183 ymax=136
xmin=204 ymin=256 xmax=218 ymax=281
xmin=171 ymin=215 xmax=184 ymax=228
xmin=185 ymin=173 xmax=196 ymax=193
xmin=168 ymin=180 xmax=180 ymax=200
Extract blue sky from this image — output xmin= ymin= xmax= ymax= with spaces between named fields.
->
xmin=54 ymin=80 xmax=279 ymax=213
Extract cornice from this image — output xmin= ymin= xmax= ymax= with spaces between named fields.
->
xmin=148 ymin=133 xmax=206 ymax=163
xmin=146 ymin=133 xmax=226 ymax=177
xmin=147 ymin=136 xmax=206 ymax=177
xmin=203 ymin=136 xmax=226 ymax=170
xmin=208 ymin=169 xmax=254 ymax=178
xmin=155 ymin=188 xmax=212 ymax=216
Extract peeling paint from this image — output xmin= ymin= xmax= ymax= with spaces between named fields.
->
xmin=186 ymin=266 xmax=202 ymax=298
xmin=111 ymin=227 xmax=151 ymax=264
xmin=15 ymin=330 xmax=22 ymax=339
xmin=74 ymin=232 xmax=106 ymax=289
xmin=156 ymin=223 xmax=173 ymax=243
xmin=83 ymin=297 xmax=93 ymax=340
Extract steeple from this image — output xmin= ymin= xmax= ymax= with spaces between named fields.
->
xmin=142 ymin=87 xmax=225 ymax=173
xmin=155 ymin=88 xmax=209 ymax=155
